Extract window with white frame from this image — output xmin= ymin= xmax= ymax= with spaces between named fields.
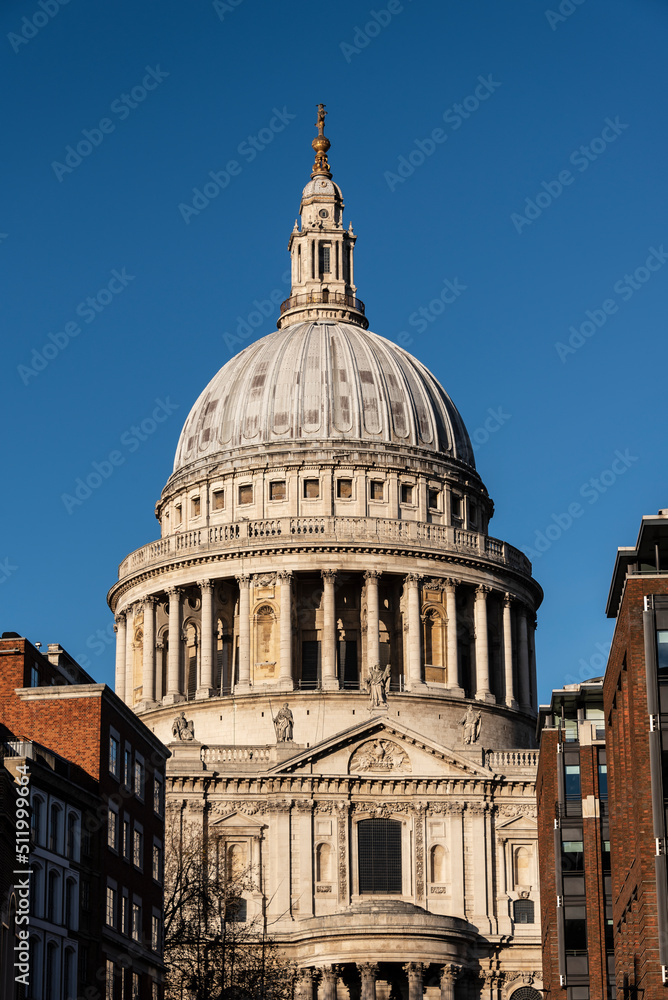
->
xmin=106 ymin=884 xmax=117 ymax=928
xmin=109 ymin=731 xmax=120 ymax=778
xmin=134 ymin=755 xmax=144 ymax=799
xmin=107 ymin=808 xmax=118 ymax=852
xmin=153 ymin=773 xmax=164 ymax=816
xmin=152 ymin=841 xmax=162 ymax=883
xmin=133 ymin=825 xmax=143 ymax=869
xmin=132 ymin=900 xmax=142 ymax=942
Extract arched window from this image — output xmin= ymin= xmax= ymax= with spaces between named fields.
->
xmin=254 ymin=605 xmax=277 ymax=681
xmin=49 ymin=803 xmax=62 ymax=853
xmin=45 ymin=940 xmax=59 ymax=1000
xmin=424 ymin=609 xmax=446 ymax=684
xmin=64 ymin=945 xmax=77 ymax=1000
xmin=47 ymin=870 xmax=61 ymax=924
xmin=29 ymin=937 xmax=42 ymax=997
xmin=65 ymin=878 xmax=78 ymax=931
xmin=513 ymin=899 xmax=535 ymax=925
xmin=358 ymin=819 xmax=402 ymax=894
xmin=514 ymin=846 xmax=531 ymax=886
xmin=32 ymin=794 xmax=45 ymax=846
xmin=227 ymin=843 xmax=247 ymax=880
xmin=430 ymin=844 xmax=446 ymax=884
xmin=509 ymin=988 xmax=542 ymax=1000
xmin=31 ymin=863 xmax=44 ymax=918
xmin=316 ymin=843 xmax=332 ymax=882
xmin=66 ymin=811 xmax=79 ymax=860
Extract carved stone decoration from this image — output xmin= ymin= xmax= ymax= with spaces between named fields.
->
xmin=209 ymin=800 xmax=267 ymax=816
xmin=415 ymin=811 xmax=425 ymax=899
xmin=349 ymin=739 xmax=411 ymax=774
xmin=460 ymin=704 xmax=482 ymax=745
xmin=273 ymin=702 xmax=294 ymax=742
xmin=335 ymin=802 xmax=348 ymax=900
xmin=172 ymin=711 xmax=195 ymax=741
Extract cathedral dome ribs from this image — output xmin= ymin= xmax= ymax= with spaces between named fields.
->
xmin=110 ymin=107 xmax=544 ymax=993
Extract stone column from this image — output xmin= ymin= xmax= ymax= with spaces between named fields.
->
xmin=155 ymin=640 xmax=164 ymax=702
xmin=503 ymin=594 xmax=518 ymax=710
xmin=404 ymin=963 xmax=424 ymax=1000
xmin=364 ymin=570 xmax=381 ymax=673
xmin=440 ymin=965 xmax=461 ymax=1000
xmin=517 ymin=605 xmax=531 ymax=712
xmin=278 ymin=571 xmax=294 ymax=690
xmin=114 ymin=612 xmax=126 ymax=703
xmin=359 ymin=964 xmax=379 ymax=1000
xmin=141 ymin=597 xmax=156 ymax=705
xmin=197 ymin=580 xmax=214 ymax=699
xmin=164 ymin=588 xmax=182 ymax=704
xmin=405 ymin=573 xmax=423 ymax=689
xmin=444 ymin=579 xmax=464 ymax=695
xmin=320 ymin=967 xmax=337 ymax=1000
xmin=124 ymin=604 xmax=135 ymax=705
xmin=237 ymin=574 xmax=251 ymax=691
xmin=474 ymin=585 xmax=495 ymax=703
xmin=529 ymin=614 xmax=538 ymax=713
xmin=321 ymin=570 xmax=339 ymax=690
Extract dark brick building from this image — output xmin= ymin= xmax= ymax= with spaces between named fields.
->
xmin=603 ymin=511 xmax=668 ymax=999
xmin=537 ymin=679 xmax=613 ymax=1000
xmin=0 ymin=634 xmax=169 ymax=1000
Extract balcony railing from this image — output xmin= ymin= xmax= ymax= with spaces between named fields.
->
xmin=279 ymin=290 xmax=366 ymax=315
xmin=485 ymin=749 xmax=539 ymax=771
xmin=117 ymin=517 xmax=532 ymax=581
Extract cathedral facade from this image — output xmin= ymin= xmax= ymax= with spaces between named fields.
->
xmin=108 ymin=108 xmax=544 ymax=999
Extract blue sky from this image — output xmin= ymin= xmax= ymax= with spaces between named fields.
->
xmin=2 ymin=0 xmax=667 ymax=705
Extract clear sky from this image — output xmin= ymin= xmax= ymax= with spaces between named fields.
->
xmin=2 ymin=0 xmax=667 ymax=705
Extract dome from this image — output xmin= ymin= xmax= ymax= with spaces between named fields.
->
xmin=173 ymin=320 xmax=476 ymax=474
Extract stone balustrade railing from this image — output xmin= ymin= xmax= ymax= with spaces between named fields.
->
xmin=117 ymin=516 xmax=531 ymax=581
xmin=201 ymin=746 xmax=275 ymax=765
xmin=485 ymin=749 xmax=539 ymax=771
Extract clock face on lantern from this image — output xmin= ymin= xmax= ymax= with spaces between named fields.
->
xmin=319 ymin=209 xmax=328 ymax=218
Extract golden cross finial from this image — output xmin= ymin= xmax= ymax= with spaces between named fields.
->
xmin=311 ymin=102 xmax=332 ymax=179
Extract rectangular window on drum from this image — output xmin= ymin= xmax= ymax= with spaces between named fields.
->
xmin=358 ymin=818 xmax=402 ymax=894
xmin=319 ymin=244 xmax=331 ymax=274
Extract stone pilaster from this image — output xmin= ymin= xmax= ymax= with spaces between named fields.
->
xmin=517 ymin=604 xmax=531 ymax=712
xmin=141 ymin=597 xmax=156 ymax=706
xmin=474 ymin=585 xmax=495 ymax=703
xmin=164 ymin=588 xmax=183 ymax=704
xmin=503 ymin=594 xmax=518 ymax=710
xmin=364 ymin=570 xmax=381 ymax=675
xmin=278 ymin=571 xmax=294 ymax=690
xmin=439 ymin=965 xmax=461 ymax=1000
xmin=197 ymin=580 xmax=214 ymax=698
xmin=405 ymin=573 xmax=423 ymax=689
xmin=321 ymin=570 xmax=339 ymax=690
xmin=444 ymin=579 xmax=464 ymax=695
xmin=114 ymin=612 xmax=126 ymax=703
xmin=320 ymin=967 xmax=337 ymax=1000
xmin=404 ymin=963 xmax=424 ymax=1000
xmin=124 ymin=603 xmax=135 ymax=705
xmin=237 ymin=574 xmax=251 ymax=691
xmin=359 ymin=963 xmax=379 ymax=1000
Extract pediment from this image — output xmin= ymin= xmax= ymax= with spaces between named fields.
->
xmin=209 ymin=809 xmax=266 ymax=831
xmin=496 ymin=812 xmax=538 ymax=834
xmin=266 ymin=717 xmax=492 ymax=780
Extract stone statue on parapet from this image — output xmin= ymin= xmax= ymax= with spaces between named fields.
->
xmin=172 ymin=711 xmax=195 ymax=742
xmin=273 ymin=702 xmax=294 ymax=742
xmin=460 ymin=704 xmax=482 ymax=745
xmin=368 ymin=662 xmax=391 ymax=709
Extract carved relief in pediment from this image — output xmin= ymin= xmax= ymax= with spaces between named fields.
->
xmin=349 ymin=739 xmax=411 ymax=774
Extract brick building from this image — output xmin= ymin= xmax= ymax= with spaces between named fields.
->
xmin=536 ymin=680 xmax=613 ymax=1000
xmin=603 ymin=510 xmax=668 ymax=998
xmin=0 ymin=634 xmax=169 ymax=1000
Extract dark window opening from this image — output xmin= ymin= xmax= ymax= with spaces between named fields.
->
xmin=401 ymin=484 xmax=413 ymax=505
xmin=564 ymin=905 xmax=588 ymax=952
xmin=561 ymin=839 xmax=584 ymax=874
xmin=358 ymin=819 xmax=402 ymax=894
xmin=370 ymin=480 xmax=384 ymax=501
xmin=428 ymin=488 xmax=440 ymax=510
xmin=337 ymin=479 xmax=353 ymax=499
xmin=301 ymin=641 xmax=321 ymax=689
xmin=270 ymin=481 xmax=286 ymax=501
xmin=319 ymin=244 xmax=331 ymax=274
xmin=565 ymin=763 xmax=581 ymax=798
xmin=339 ymin=640 xmax=358 ymax=688
xmin=304 ymin=479 xmax=320 ymax=499
xmin=658 ymin=630 xmax=668 ymax=672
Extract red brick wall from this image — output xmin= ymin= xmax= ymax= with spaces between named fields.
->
xmin=537 ymin=727 xmax=561 ymax=993
xmin=604 ymin=577 xmax=668 ymax=998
